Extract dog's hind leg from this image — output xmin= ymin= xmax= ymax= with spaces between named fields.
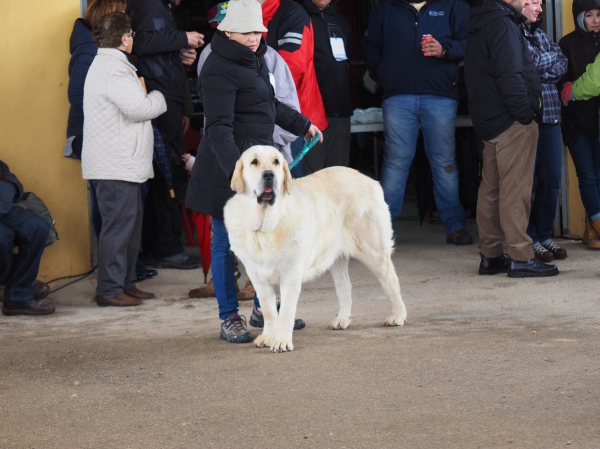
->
xmin=252 ymin=282 xmax=278 ymax=348
xmin=360 ymin=254 xmax=407 ymax=326
xmin=329 ymin=257 xmax=353 ymax=330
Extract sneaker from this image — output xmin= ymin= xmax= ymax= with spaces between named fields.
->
xmin=541 ymin=240 xmax=567 ymax=260
xmin=249 ymin=304 xmax=306 ymax=330
xmin=220 ymin=314 xmax=253 ymax=343
xmin=532 ymin=243 xmax=554 ymax=262
xmin=446 ymin=229 xmax=474 ymax=245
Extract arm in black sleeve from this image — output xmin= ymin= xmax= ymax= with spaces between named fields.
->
xmin=128 ymin=1 xmax=189 ymax=56
xmin=275 ymin=100 xmax=310 ymax=137
xmin=490 ymin=25 xmax=535 ymax=124
xmin=363 ymin=4 xmax=383 ymax=81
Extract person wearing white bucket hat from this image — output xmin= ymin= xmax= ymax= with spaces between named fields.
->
xmin=185 ymin=0 xmax=323 ymax=344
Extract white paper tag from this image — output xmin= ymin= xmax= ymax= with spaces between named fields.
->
xmin=268 ymin=72 xmax=276 ymax=92
xmin=330 ymin=37 xmax=347 ymax=61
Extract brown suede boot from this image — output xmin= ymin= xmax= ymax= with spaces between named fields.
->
xmin=237 ymin=280 xmax=255 ymax=301
xmin=188 ymin=279 xmax=240 ymax=298
xmin=583 ymin=218 xmax=600 ymax=249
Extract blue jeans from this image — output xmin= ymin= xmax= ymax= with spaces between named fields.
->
xmin=0 ymin=206 xmax=49 ymax=301
xmin=568 ymin=135 xmax=600 ymax=221
xmin=527 ymin=124 xmax=562 ymax=244
xmin=211 ymin=217 xmax=260 ymax=320
xmin=380 ymin=94 xmax=465 ymax=233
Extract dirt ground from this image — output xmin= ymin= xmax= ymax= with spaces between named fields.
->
xmin=1 ymin=219 xmax=599 ymax=449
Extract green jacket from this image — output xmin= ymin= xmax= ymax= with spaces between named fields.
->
xmin=572 ymin=55 xmax=600 ymax=100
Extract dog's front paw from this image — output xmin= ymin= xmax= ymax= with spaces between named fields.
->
xmin=329 ymin=316 xmax=351 ymax=330
xmin=270 ymin=338 xmax=294 ymax=353
xmin=384 ymin=313 xmax=405 ymax=326
xmin=253 ymin=334 xmax=274 ymax=348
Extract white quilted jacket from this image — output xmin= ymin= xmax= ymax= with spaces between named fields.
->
xmin=82 ymin=48 xmax=167 ymax=182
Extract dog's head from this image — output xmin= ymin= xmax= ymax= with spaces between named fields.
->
xmin=230 ymin=145 xmax=292 ymax=205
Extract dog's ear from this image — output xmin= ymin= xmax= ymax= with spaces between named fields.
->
xmin=230 ymin=158 xmax=244 ymax=193
xmin=283 ymin=160 xmax=293 ymax=195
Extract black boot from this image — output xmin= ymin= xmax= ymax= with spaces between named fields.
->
xmin=508 ymin=258 xmax=559 ymax=278
xmin=478 ymin=254 xmax=509 ymax=275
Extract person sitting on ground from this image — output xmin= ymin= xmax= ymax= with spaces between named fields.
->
xmin=0 ymin=160 xmax=54 ymax=316
xmin=82 ymin=12 xmax=167 ymax=307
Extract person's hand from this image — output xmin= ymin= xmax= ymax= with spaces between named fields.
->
xmin=422 ymin=36 xmax=444 ymax=57
xmin=182 ymin=116 xmax=190 ymax=136
xmin=186 ymin=31 xmax=204 ymax=49
xmin=180 ymin=47 xmax=197 ymax=66
xmin=181 ymin=153 xmax=191 ymax=163
xmin=305 ymin=124 xmax=323 ymax=143
xmin=561 ymin=82 xmax=576 ymax=106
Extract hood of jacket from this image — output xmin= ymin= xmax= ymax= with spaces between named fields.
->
xmin=69 ymin=18 xmax=96 ymax=56
xmin=573 ymin=0 xmax=600 ymax=32
xmin=465 ymin=0 xmax=525 ymax=35
xmin=301 ymin=0 xmax=339 ymax=15
xmin=210 ymin=32 xmax=267 ymax=69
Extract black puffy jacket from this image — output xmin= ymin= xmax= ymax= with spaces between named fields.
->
xmin=464 ymin=0 xmax=542 ymax=140
xmin=300 ymin=0 xmax=353 ymax=117
xmin=558 ymin=0 xmax=600 ymax=143
xmin=185 ymin=33 xmax=310 ymax=218
xmin=127 ymin=0 xmax=189 ymax=104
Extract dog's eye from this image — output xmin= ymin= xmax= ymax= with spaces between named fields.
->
xmin=251 ymin=159 xmax=259 ymax=166
xmin=273 ymin=159 xmax=280 ymax=166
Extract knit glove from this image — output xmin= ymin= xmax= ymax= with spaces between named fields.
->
xmin=561 ymin=82 xmax=576 ymax=106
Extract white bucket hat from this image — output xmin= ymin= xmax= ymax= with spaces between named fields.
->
xmin=217 ymin=0 xmax=268 ymax=33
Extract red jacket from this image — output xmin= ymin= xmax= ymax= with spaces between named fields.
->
xmin=262 ymin=0 xmax=328 ymax=130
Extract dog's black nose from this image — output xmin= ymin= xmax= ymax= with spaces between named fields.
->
xmin=262 ymin=171 xmax=274 ymax=181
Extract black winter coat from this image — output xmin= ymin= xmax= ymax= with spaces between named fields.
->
xmin=559 ymin=12 xmax=600 ymax=143
xmin=185 ymin=33 xmax=310 ymax=218
xmin=464 ymin=0 xmax=542 ymax=140
xmin=301 ymin=0 xmax=353 ymax=117
xmin=127 ymin=0 xmax=190 ymax=104
xmin=66 ymin=19 xmax=97 ymax=146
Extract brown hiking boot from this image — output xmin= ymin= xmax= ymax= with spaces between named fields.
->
xmin=237 ymin=280 xmax=255 ymax=301
xmin=189 ymin=279 xmax=240 ymax=298
xmin=583 ymin=219 xmax=600 ymax=249
xmin=446 ymin=229 xmax=473 ymax=245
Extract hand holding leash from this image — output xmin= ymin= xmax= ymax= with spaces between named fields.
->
xmin=289 ymin=132 xmax=322 ymax=169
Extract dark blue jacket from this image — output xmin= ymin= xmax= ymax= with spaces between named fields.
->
xmin=363 ymin=0 xmax=470 ymax=101
xmin=66 ymin=19 xmax=97 ymax=144
xmin=0 ymin=160 xmax=24 ymax=215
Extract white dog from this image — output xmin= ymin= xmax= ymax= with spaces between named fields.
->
xmin=224 ymin=145 xmax=407 ymax=352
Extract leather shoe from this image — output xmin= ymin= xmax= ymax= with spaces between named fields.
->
xmin=143 ymin=252 xmax=201 ymax=270
xmin=478 ymin=254 xmax=509 ymax=275
xmin=508 ymin=258 xmax=559 ymax=278
xmin=124 ymin=286 xmax=155 ymax=300
xmin=33 ymin=280 xmax=50 ymax=300
xmin=2 ymin=298 xmax=55 ymax=316
xmin=447 ymin=229 xmax=473 ymax=245
xmin=95 ymin=292 xmax=142 ymax=307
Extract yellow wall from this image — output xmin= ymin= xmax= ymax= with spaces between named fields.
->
xmin=562 ymin=0 xmax=587 ymax=237
xmin=1 ymin=1 xmax=91 ymax=282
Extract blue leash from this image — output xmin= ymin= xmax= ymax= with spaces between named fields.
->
xmin=288 ymin=132 xmax=321 ymax=169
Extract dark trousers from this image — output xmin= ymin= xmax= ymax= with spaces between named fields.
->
xmin=0 ymin=206 xmax=49 ymax=301
xmin=92 ymin=180 xmax=143 ymax=298
xmin=141 ymin=101 xmax=187 ymax=259
xmin=526 ymin=124 xmax=562 ymax=244
xmin=303 ymin=116 xmax=351 ymax=175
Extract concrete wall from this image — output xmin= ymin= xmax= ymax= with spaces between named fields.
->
xmin=1 ymin=1 xmax=91 ymax=282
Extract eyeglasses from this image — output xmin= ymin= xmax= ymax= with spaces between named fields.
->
xmin=124 ymin=31 xmax=136 ymax=38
